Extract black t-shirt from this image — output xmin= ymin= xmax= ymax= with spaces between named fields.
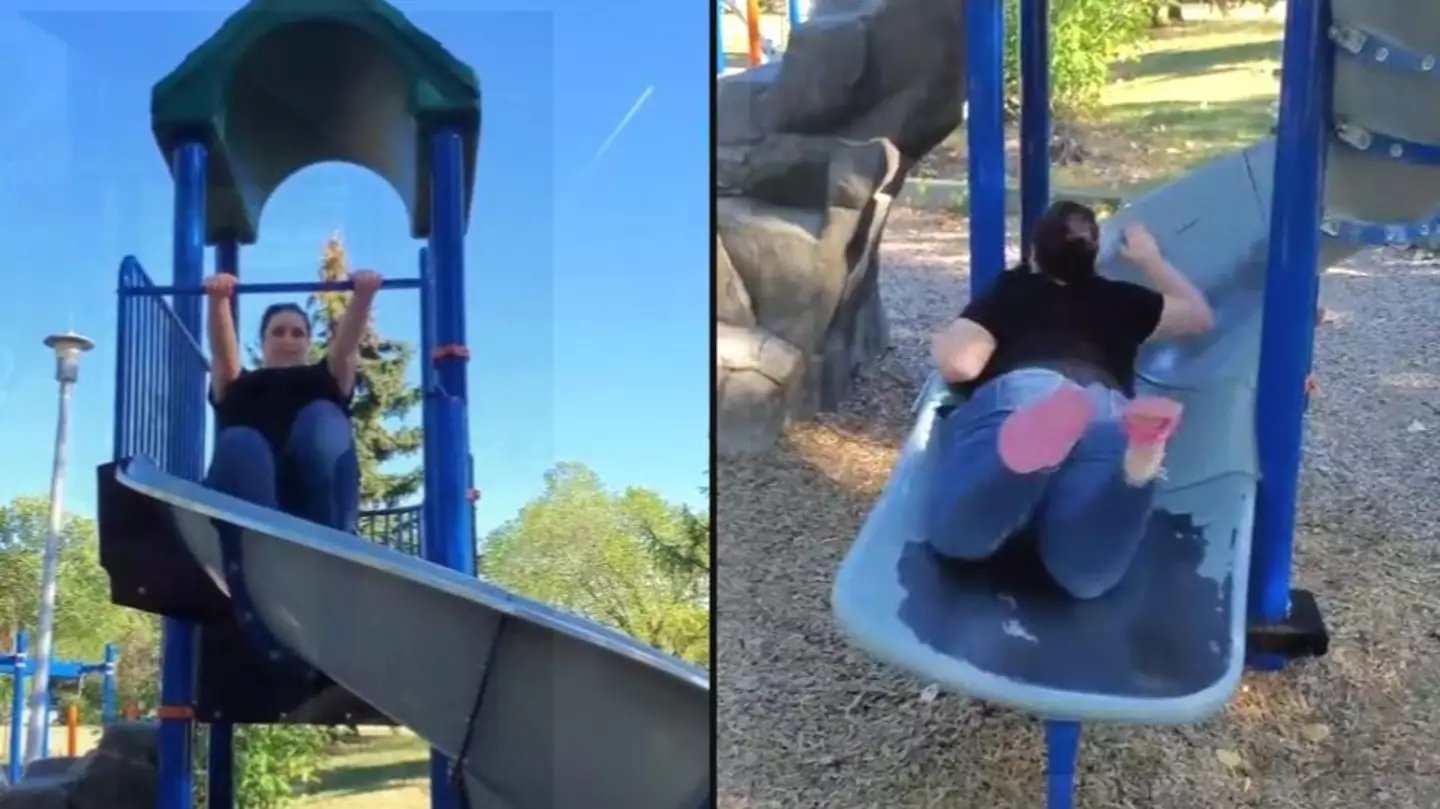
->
xmin=211 ymin=360 xmax=353 ymax=455
xmin=960 ymin=268 xmax=1164 ymax=396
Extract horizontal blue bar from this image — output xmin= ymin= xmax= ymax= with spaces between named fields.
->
xmin=120 ymin=279 xmax=422 ymax=296
xmin=0 ymin=659 xmax=90 ymax=678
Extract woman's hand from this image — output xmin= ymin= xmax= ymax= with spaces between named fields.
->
xmin=1120 ymin=224 xmax=1163 ymax=268
xmin=204 ymin=274 xmax=237 ymax=302
xmin=350 ymin=270 xmax=383 ymax=297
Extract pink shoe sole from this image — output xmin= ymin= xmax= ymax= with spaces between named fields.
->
xmin=997 ymin=385 xmax=1097 ymax=474
xmin=1122 ymin=397 xmax=1184 ymax=447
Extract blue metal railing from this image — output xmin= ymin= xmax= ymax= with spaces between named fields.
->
xmin=114 ymin=257 xmax=426 ymax=555
xmin=358 ymin=505 xmax=423 ymax=556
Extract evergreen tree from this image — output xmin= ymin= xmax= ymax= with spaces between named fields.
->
xmin=308 ymin=235 xmax=424 ymax=506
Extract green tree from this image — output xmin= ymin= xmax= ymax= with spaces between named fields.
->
xmin=307 ymin=235 xmax=424 ymax=507
xmin=1003 ymin=0 xmax=1157 ymax=116
xmin=480 ymin=464 xmax=711 ymax=666
xmin=0 ymin=497 xmax=160 ymax=721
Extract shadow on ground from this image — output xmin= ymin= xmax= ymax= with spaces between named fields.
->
xmin=1117 ymin=35 xmax=1281 ymax=84
xmin=309 ymin=746 xmax=428 ymax=800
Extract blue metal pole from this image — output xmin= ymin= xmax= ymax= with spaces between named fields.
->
xmin=1250 ymin=0 xmax=1331 ymax=629
xmin=787 ymin=0 xmax=803 ymax=37
xmin=966 ymin=0 xmax=1008 ymax=295
xmin=1043 ymin=720 xmax=1081 ymax=809
xmin=424 ymin=131 xmax=474 ymax=809
xmin=101 ymin=643 xmax=117 ymax=725
xmin=206 ymin=237 xmax=240 ymax=809
xmin=156 ymin=140 xmax=208 ymax=809
xmin=717 ymin=0 xmax=727 ymax=74
xmin=1019 ymin=0 xmax=1051 ymax=255
xmin=7 ymin=632 xmax=26 ymax=782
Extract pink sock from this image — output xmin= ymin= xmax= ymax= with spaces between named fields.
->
xmin=998 ymin=386 xmax=1097 ymax=474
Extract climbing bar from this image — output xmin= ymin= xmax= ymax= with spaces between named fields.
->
xmin=1335 ymin=122 xmax=1440 ymax=164
xmin=121 ymin=278 xmax=422 ymax=296
xmin=1330 ymin=25 xmax=1439 ymax=75
xmin=1320 ymin=212 xmax=1440 ymax=246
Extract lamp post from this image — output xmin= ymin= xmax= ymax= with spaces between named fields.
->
xmin=24 ymin=332 xmax=94 ymax=765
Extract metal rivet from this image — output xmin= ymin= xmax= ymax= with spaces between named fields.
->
xmin=1375 ymin=47 xmax=1389 ymax=62
xmin=1421 ymin=224 xmax=1432 ymax=236
xmin=1391 ymin=143 xmax=1405 ymax=157
xmin=1425 ymin=56 xmax=1436 ymax=71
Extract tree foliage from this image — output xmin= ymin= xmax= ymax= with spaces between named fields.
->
xmin=307 ymin=235 xmax=424 ymax=507
xmin=0 ymin=497 xmax=160 ymax=721
xmin=1002 ymin=0 xmax=1159 ymax=117
xmin=481 ymin=463 xmax=711 ymax=666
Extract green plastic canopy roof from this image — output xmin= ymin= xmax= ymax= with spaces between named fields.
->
xmin=152 ymin=0 xmax=480 ymax=245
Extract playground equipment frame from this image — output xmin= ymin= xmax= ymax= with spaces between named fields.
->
xmin=965 ymin=0 xmax=1330 ymax=804
xmin=0 ymin=632 xmax=117 ymax=783
xmin=714 ymin=0 xmax=807 ymax=73
xmin=113 ymin=141 xmax=474 ymax=809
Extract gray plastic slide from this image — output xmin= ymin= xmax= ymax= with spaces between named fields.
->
xmin=115 ymin=458 xmax=710 ymax=809
xmin=833 ymin=0 xmax=1440 ymax=724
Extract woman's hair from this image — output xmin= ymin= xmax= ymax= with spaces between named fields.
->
xmin=258 ymin=303 xmax=310 ymax=340
xmin=1032 ymin=200 xmax=1101 ymax=284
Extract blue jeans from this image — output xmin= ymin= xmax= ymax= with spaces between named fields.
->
xmin=926 ymin=368 xmax=1156 ymax=599
xmin=206 ymin=400 xmax=360 ymax=533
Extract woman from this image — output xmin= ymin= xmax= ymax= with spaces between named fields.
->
xmin=926 ymin=201 xmax=1215 ymax=599
xmin=202 ymin=269 xmax=384 ymax=533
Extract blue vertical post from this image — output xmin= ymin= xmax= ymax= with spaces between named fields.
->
xmin=717 ymin=0 xmax=727 ymax=73
xmin=1043 ymin=720 xmax=1082 ymax=809
xmin=205 ymin=237 xmax=240 ymax=809
xmin=418 ymin=245 xmax=451 ymax=808
xmin=1250 ymin=0 xmax=1331 ymax=637
xmin=1018 ymin=0 xmax=1051 ymax=254
xmin=967 ymin=0 xmax=1007 ymax=295
xmin=7 ymin=632 xmax=26 ymax=782
xmin=101 ymin=643 xmax=118 ymax=725
xmin=787 ymin=0 xmax=803 ymax=37
xmin=424 ymin=131 xmax=474 ymax=809
xmin=156 ymin=141 xmax=208 ymax=809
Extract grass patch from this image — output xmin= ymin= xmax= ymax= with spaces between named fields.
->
xmin=298 ymin=731 xmax=430 ymax=809
xmin=919 ymin=18 xmax=1284 ymax=197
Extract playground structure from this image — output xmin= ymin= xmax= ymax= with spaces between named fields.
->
xmin=0 ymin=633 xmax=117 ymax=783
xmin=82 ymin=2 xmax=709 ymax=809
xmin=823 ymin=0 xmax=1440 ymax=806
xmin=715 ymin=0 xmax=807 ymax=73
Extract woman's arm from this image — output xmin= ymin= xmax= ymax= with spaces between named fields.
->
xmin=325 ymin=270 xmax=383 ymax=397
xmin=931 ymin=318 xmax=997 ymax=384
xmin=204 ymin=275 xmax=243 ymax=402
xmin=1120 ymin=224 xmax=1214 ymax=340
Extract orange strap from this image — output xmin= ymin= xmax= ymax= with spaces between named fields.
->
xmin=156 ymin=705 xmax=195 ymax=720
xmin=432 ymin=344 xmax=470 ymax=361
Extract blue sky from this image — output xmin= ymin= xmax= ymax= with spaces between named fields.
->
xmin=0 ymin=0 xmax=710 ymax=539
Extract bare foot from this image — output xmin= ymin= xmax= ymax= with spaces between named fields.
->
xmin=1121 ymin=397 xmax=1184 ymax=485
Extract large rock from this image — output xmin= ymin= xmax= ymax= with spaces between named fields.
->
xmin=0 ymin=723 xmax=158 ymax=809
xmin=715 ymin=0 xmax=966 ymax=455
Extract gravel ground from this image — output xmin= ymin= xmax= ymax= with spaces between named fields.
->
xmin=717 ymin=207 xmax=1440 ymax=809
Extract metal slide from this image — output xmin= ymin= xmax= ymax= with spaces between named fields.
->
xmin=114 ymin=458 xmax=711 ymax=809
xmin=833 ymin=0 xmax=1440 ymax=723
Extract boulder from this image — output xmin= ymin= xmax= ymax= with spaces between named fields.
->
xmin=714 ymin=0 xmax=966 ymax=453
xmin=0 ymin=723 xmax=158 ymax=809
